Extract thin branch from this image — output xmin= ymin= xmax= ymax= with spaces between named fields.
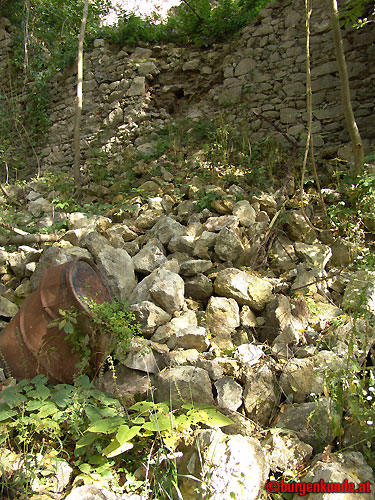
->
xmin=181 ymin=0 xmax=204 ymax=22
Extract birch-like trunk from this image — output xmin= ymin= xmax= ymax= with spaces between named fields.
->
xmin=329 ymin=0 xmax=364 ymax=173
xmin=73 ymin=0 xmax=89 ymax=183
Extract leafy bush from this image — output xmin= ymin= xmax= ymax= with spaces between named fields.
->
xmin=0 ymin=374 xmax=232 ymax=497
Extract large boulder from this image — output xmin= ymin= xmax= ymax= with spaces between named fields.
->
xmin=188 ymin=430 xmax=269 ymax=500
xmin=205 ymin=296 xmax=240 ymax=349
xmin=214 ymin=268 xmax=273 ymax=311
xmin=96 ymin=247 xmax=136 ymax=301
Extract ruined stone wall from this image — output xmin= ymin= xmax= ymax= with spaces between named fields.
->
xmin=0 ymin=0 xmax=374 ymax=173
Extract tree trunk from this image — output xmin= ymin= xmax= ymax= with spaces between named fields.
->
xmin=73 ymin=0 xmax=89 ymax=183
xmin=329 ymin=0 xmax=364 ymax=173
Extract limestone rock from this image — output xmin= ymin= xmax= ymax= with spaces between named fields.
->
xmin=234 ymin=343 xmax=264 ymax=366
xmin=279 ymin=350 xmax=345 ymax=403
xmin=102 ymin=364 xmax=152 ymax=398
xmin=153 ymin=366 xmax=214 ymax=405
xmin=277 ymin=400 xmax=337 ymax=451
xmin=151 ymin=309 xmax=197 ymax=343
xmin=82 ymin=231 xmax=111 ymax=258
xmin=194 ymin=430 xmax=269 ymax=500
xmin=205 ymin=296 xmax=240 ymax=349
xmin=292 ymin=451 xmax=375 ymax=500
xmin=215 ymin=377 xmax=243 ymax=411
xmin=342 ymin=270 xmax=375 ymax=314
xmin=214 ymin=268 xmax=273 ymax=311
xmin=184 ymin=273 xmax=213 ymax=302
xmin=243 ymin=362 xmax=279 ymax=426
xmin=294 ymin=242 xmax=332 ymax=269
xmin=149 ymin=269 xmax=185 ymax=314
xmin=263 ymin=430 xmax=313 ymax=473
xmin=132 ymin=241 xmax=167 ymax=274
xmin=167 ymin=326 xmax=209 ymax=351
xmin=232 ymin=200 xmax=256 ymax=227
xmin=0 ymin=296 xmax=18 ymax=317
xmin=96 ymin=247 xmax=136 ymax=301
xmin=193 ymin=231 xmax=217 ymax=259
xmin=179 ymin=259 xmax=213 ymax=276
xmin=129 ymin=301 xmax=171 ymax=338
xmin=286 ymin=211 xmax=317 ymax=243
xmin=204 ymin=215 xmax=239 ymax=232
xmin=151 ymin=215 xmax=185 ymax=245
xmin=215 ymin=227 xmax=243 ymax=261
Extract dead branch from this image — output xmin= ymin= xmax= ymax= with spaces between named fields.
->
xmin=0 ymin=233 xmax=62 ymax=246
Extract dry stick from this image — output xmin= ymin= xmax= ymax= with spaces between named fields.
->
xmin=0 ymin=183 xmax=11 ymax=199
xmin=0 ymin=220 xmax=29 ymax=235
xmin=0 ymin=233 xmax=62 ymax=246
xmin=301 ymin=0 xmax=329 ymax=232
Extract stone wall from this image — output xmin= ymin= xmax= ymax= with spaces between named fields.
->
xmin=0 ymin=0 xmax=374 ymax=173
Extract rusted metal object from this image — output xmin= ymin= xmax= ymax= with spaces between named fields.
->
xmin=0 ymin=257 xmax=111 ymax=384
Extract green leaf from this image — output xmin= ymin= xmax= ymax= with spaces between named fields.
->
xmin=27 ymin=384 xmax=51 ymax=400
xmin=0 ymin=409 xmax=18 ymax=421
xmin=87 ymin=416 xmax=126 ymax=434
xmin=143 ymin=412 xmax=171 ymax=432
xmin=85 ymin=405 xmax=103 ymax=423
xmin=1 ymin=389 xmax=27 ymax=408
xmin=51 ymin=387 xmax=74 ymax=408
xmin=37 ymin=402 xmax=59 ymax=418
xmin=116 ymin=424 xmax=142 ymax=444
xmin=201 ymin=408 xmax=233 ymax=427
xmin=128 ymin=401 xmax=161 ymax=412
xmin=64 ymin=321 xmax=74 ymax=334
xmin=75 ymin=432 xmax=97 ymax=451
xmin=78 ymin=463 xmax=92 ymax=474
xmin=74 ymin=375 xmax=91 ymax=389
xmin=31 ymin=374 xmax=48 ymax=385
xmin=102 ymin=438 xmax=133 ymax=458
xmin=25 ymin=400 xmax=44 ymax=412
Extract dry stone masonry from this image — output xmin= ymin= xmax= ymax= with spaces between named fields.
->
xmin=0 ymin=0 xmax=374 ymax=174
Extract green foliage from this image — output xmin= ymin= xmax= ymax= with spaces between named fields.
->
xmin=0 ymin=374 xmax=232 ymax=497
xmin=326 ymin=163 xmax=375 ymax=244
xmin=340 ymin=0 xmax=374 ymax=28
xmin=49 ymin=298 xmax=142 ymax=373
xmin=99 ymin=0 xmax=271 ymax=47
xmin=85 ymin=298 xmax=143 ymax=363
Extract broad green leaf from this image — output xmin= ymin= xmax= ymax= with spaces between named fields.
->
xmin=128 ymin=401 xmax=161 ymax=412
xmin=27 ymin=384 xmax=50 ymax=400
xmin=31 ymin=374 xmax=48 ymax=385
xmin=116 ymin=424 xmax=142 ymax=444
xmin=78 ymin=463 xmax=92 ymax=474
xmin=0 ymin=409 xmax=17 ymax=421
xmin=143 ymin=412 xmax=172 ymax=432
xmin=64 ymin=322 xmax=74 ymax=334
xmin=75 ymin=432 xmax=97 ymax=450
xmin=51 ymin=388 xmax=73 ymax=408
xmin=201 ymin=408 xmax=233 ymax=427
xmin=1 ymin=389 xmax=27 ymax=408
xmin=130 ymin=416 xmax=145 ymax=425
xmin=102 ymin=438 xmax=133 ymax=458
xmin=88 ymin=455 xmax=108 ymax=466
xmin=74 ymin=375 xmax=91 ymax=389
xmin=37 ymin=402 xmax=59 ymax=418
xmin=25 ymin=400 xmax=44 ymax=412
xmin=85 ymin=405 xmax=103 ymax=423
xmin=87 ymin=416 xmax=126 ymax=434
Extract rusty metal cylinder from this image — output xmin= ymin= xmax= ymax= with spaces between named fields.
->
xmin=0 ymin=257 xmax=111 ymax=384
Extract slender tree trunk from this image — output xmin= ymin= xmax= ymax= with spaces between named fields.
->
xmin=329 ymin=0 xmax=364 ymax=173
xmin=73 ymin=0 xmax=89 ymax=183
